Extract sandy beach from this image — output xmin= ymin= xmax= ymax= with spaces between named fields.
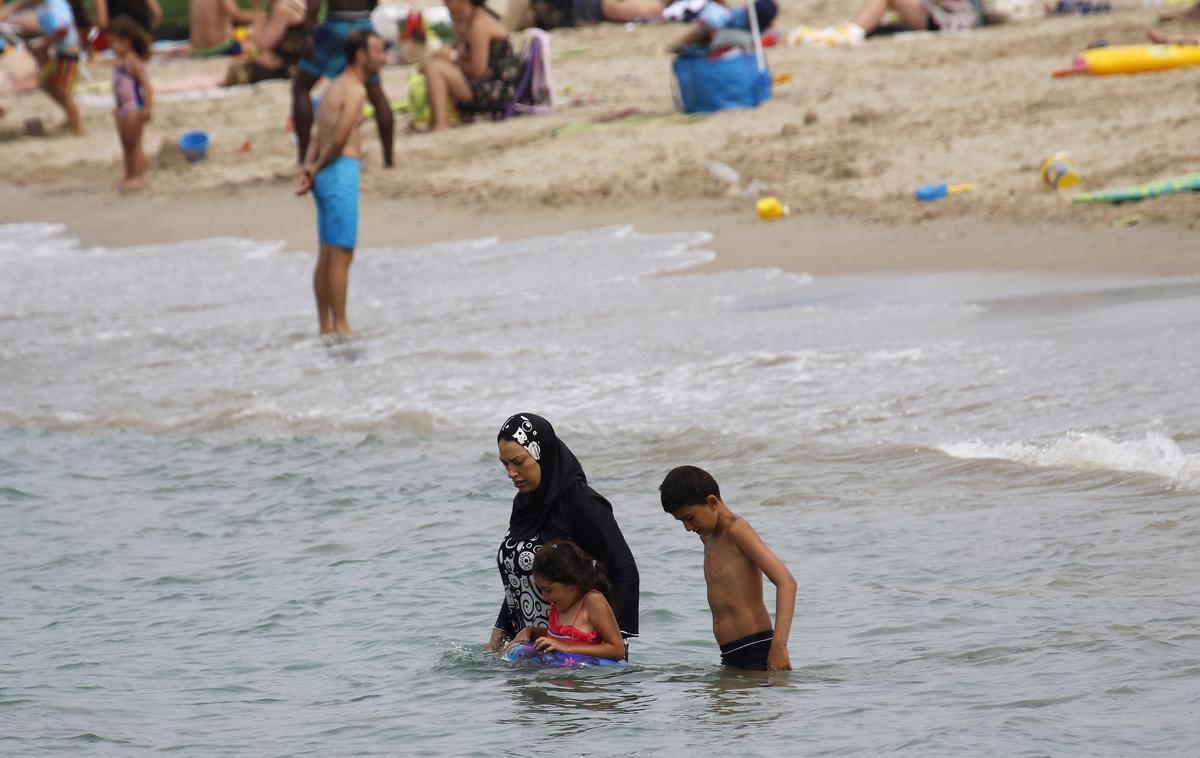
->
xmin=2 ymin=0 xmax=1198 ymax=273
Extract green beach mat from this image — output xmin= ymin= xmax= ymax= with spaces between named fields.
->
xmin=1073 ymin=173 xmax=1200 ymax=204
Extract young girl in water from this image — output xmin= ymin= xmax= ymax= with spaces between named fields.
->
xmin=507 ymin=540 xmax=627 ymax=661
xmin=107 ymin=16 xmax=153 ymax=191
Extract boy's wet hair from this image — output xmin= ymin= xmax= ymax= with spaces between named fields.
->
xmin=107 ymin=16 xmax=151 ymax=60
xmin=344 ymin=28 xmax=379 ymax=64
xmin=533 ymin=540 xmax=613 ymax=603
xmin=659 ymin=465 xmax=721 ymax=513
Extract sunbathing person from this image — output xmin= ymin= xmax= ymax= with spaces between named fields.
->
xmin=190 ymin=0 xmax=262 ymax=55
xmin=789 ymin=0 xmax=982 ymax=46
xmin=670 ymin=0 xmax=777 ymax=51
xmin=223 ymin=0 xmax=308 ymax=85
xmin=420 ymin=0 xmax=521 ymax=130
xmin=503 ymin=0 xmax=665 ymax=31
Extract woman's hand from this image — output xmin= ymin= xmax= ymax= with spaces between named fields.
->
xmin=501 ymin=627 xmax=534 ymax=653
xmin=484 ymin=627 xmax=505 ymax=652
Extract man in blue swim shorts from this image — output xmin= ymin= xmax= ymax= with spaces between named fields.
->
xmin=293 ymin=0 xmax=394 ymax=167
xmin=296 ymin=28 xmax=385 ymax=334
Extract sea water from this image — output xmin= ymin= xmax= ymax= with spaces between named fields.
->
xmin=1 ymin=222 xmax=1198 ymax=756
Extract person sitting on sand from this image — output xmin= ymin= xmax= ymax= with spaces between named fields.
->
xmin=503 ymin=0 xmax=665 ymax=31
xmin=788 ymin=0 xmax=981 ymax=46
xmin=669 ymin=0 xmax=777 ymax=52
xmin=189 ymin=0 xmax=262 ymax=56
xmin=222 ymin=0 xmax=309 ymax=85
xmin=0 ymin=0 xmax=84 ymax=134
xmin=419 ymin=0 xmax=521 ymax=130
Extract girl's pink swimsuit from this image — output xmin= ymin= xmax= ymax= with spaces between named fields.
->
xmin=113 ymin=64 xmax=144 ymax=114
xmin=547 ymin=593 xmax=600 ymax=644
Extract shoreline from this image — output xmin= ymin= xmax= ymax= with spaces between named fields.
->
xmin=2 ymin=180 xmax=1198 ymax=277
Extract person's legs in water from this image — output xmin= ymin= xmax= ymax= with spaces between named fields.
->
xmin=600 ymin=0 xmax=664 ymax=22
xmin=365 ymin=78 xmax=394 ymax=167
xmin=325 ymin=245 xmax=353 ymax=333
xmin=311 ymin=156 xmax=360 ymax=333
xmin=420 ymin=56 xmax=471 ymax=131
xmin=291 ymin=68 xmax=320 ymax=164
xmin=313 ymin=244 xmax=333 ymax=333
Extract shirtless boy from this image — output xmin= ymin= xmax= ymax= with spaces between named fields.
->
xmin=295 ymin=28 xmax=384 ymax=334
xmin=659 ymin=465 xmax=797 ymax=671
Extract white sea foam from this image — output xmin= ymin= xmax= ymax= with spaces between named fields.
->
xmin=939 ymin=432 xmax=1200 ymax=486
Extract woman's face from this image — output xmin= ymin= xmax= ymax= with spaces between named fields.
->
xmin=499 ymin=438 xmax=542 ymax=494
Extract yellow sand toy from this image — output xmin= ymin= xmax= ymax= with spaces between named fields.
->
xmin=1054 ymin=44 xmax=1200 ymax=77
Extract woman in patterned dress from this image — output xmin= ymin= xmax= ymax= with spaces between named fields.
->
xmin=486 ymin=413 xmax=640 ymax=656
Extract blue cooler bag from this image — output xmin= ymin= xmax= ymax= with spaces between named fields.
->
xmin=672 ymin=47 xmax=772 ymax=114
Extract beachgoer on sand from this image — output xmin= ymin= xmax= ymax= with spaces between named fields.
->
xmin=788 ymin=0 xmax=981 ymax=46
xmin=0 ymin=0 xmax=83 ymax=134
xmin=223 ymin=0 xmax=309 ymax=86
xmin=669 ymin=0 xmax=778 ymax=52
xmin=292 ymin=0 xmax=393 ymax=168
xmin=504 ymin=0 xmax=665 ymax=30
xmin=295 ymin=28 xmax=383 ymax=335
xmin=659 ymin=465 xmax=796 ymax=671
xmin=503 ymin=540 xmax=629 ymax=662
xmin=108 ymin=15 xmax=152 ymax=191
xmin=419 ymin=0 xmax=521 ymax=130
xmin=487 ymin=413 xmax=640 ymax=656
xmin=189 ymin=0 xmax=260 ymax=56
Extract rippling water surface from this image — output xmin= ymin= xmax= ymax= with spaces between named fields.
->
xmin=2 ymin=223 xmax=1198 ymax=755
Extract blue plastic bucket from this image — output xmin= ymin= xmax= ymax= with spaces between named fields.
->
xmin=672 ymin=48 xmax=771 ymax=114
xmin=179 ymin=130 xmax=209 ymax=162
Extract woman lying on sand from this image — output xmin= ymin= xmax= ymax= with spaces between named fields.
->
xmin=788 ymin=0 xmax=982 ymax=46
xmin=503 ymin=0 xmax=665 ymax=31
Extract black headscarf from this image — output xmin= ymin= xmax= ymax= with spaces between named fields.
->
xmin=498 ymin=413 xmax=586 ymax=539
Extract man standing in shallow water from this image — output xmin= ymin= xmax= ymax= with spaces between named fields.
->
xmin=295 ymin=28 xmax=384 ymax=335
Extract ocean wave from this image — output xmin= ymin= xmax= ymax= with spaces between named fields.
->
xmin=0 ymin=403 xmax=445 ymax=439
xmin=938 ymin=432 xmax=1200 ymax=487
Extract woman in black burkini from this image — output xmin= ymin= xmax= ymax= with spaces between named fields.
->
xmin=485 ymin=413 xmax=639 ymax=655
